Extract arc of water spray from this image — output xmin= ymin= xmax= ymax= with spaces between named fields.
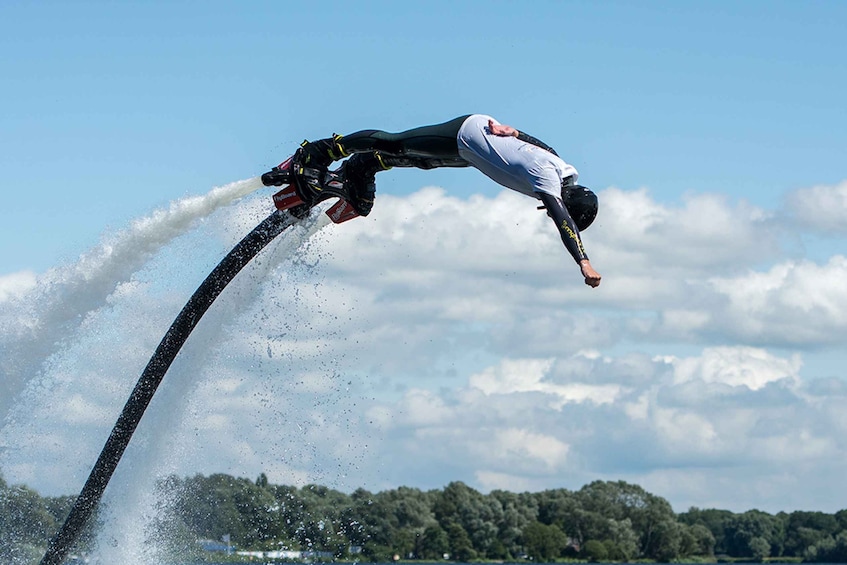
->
xmin=39 ymin=209 xmax=298 ymax=565
xmin=1 ymin=177 xmax=264 ymax=424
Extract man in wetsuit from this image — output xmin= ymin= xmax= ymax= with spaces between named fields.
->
xmin=294 ymin=114 xmax=602 ymax=287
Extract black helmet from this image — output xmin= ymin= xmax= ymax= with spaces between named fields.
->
xmin=562 ymin=184 xmax=598 ymax=231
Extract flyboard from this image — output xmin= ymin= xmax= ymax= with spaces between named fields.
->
xmin=40 ymin=152 xmax=363 ymax=565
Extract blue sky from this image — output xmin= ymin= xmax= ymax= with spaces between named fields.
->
xmin=3 ymin=1 xmax=847 ymax=542
xmin=3 ymin=1 xmax=845 ymax=271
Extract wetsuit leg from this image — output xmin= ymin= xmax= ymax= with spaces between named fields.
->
xmin=298 ymin=117 xmax=472 ymax=216
xmin=338 ymin=115 xmax=471 ymax=160
xmin=379 ymin=155 xmax=470 ymax=169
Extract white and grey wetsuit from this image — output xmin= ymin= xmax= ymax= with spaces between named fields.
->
xmin=457 ymin=114 xmax=579 ymax=199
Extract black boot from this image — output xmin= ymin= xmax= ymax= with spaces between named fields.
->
xmin=293 ymin=134 xmax=349 ymax=197
xmin=299 ymin=134 xmax=347 ymax=169
xmin=342 ymin=152 xmax=391 ymax=216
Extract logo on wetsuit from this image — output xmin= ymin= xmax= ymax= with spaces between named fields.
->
xmin=560 ymin=221 xmax=586 ymax=256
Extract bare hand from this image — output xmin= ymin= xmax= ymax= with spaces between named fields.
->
xmin=580 ymin=260 xmax=602 ymax=288
xmin=488 ymin=119 xmax=518 ymax=137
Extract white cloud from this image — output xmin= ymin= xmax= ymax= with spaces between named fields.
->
xmin=492 ymin=427 xmax=570 ymax=469
xmin=265 ymin=186 xmax=846 ymax=356
xmin=653 ymin=407 xmax=718 ymax=451
xmin=469 ymin=358 xmax=555 ymax=395
xmin=624 ymin=392 xmax=650 ymax=420
xmin=667 ymin=346 xmax=802 ymax=390
xmin=661 ymin=309 xmax=711 ymax=334
xmin=469 ymin=357 xmax=623 ymax=408
xmin=593 ymin=187 xmax=779 ymax=274
xmin=709 ymin=256 xmax=847 ymax=345
xmin=786 ymin=180 xmax=847 ymax=234
xmin=3 ymin=183 xmax=847 ymax=519
xmin=400 ymin=388 xmax=452 ymax=426
xmin=355 ymin=344 xmax=847 ymax=511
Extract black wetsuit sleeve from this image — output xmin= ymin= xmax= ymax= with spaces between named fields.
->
xmin=538 ymin=192 xmax=589 ymax=264
xmin=516 ymin=131 xmax=559 ymax=156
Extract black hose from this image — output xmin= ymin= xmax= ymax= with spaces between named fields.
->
xmin=39 ymin=210 xmax=296 ymax=565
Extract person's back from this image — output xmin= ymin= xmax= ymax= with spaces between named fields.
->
xmin=457 ymin=114 xmax=578 ymax=199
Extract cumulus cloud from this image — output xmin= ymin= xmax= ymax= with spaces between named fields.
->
xmin=709 ymin=256 xmax=847 ymax=345
xmin=785 ymin=180 xmax=847 ymax=234
xmin=307 ymin=186 xmax=842 ymax=356
xmin=495 ymin=427 xmax=571 ymax=468
xmin=2 ymin=182 xmax=847 ymax=518
xmin=378 ymin=189 xmax=840 ymax=358
xmin=593 ymin=187 xmax=780 ymax=274
xmin=366 ymin=345 xmax=846 ymax=511
xmin=470 ymin=356 xmax=623 ymax=408
xmin=667 ymin=346 xmax=802 ymax=390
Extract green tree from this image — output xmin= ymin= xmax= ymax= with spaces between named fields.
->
xmin=433 ymin=481 xmax=502 ymax=557
xmin=678 ymin=507 xmax=734 ymax=554
xmin=603 ymin=539 xmax=624 ymax=561
xmin=784 ymin=511 xmax=839 ymax=557
xmin=352 ymin=494 xmax=396 ymax=558
xmin=576 ymin=480 xmax=677 ymax=558
xmin=536 ymin=488 xmax=577 ymax=526
xmin=835 ymin=510 xmax=847 ymax=532
xmin=560 ymin=507 xmax=609 ymax=547
xmin=607 ymin=518 xmax=640 ymax=560
xmin=0 ymin=483 xmax=56 ymax=546
xmin=686 ymin=523 xmax=717 ymax=556
xmin=749 ymin=536 xmax=771 ymax=561
xmin=393 ymin=527 xmax=418 ymax=559
xmin=17 ymin=471 xmax=847 ymax=565
xmin=419 ymin=524 xmax=450 ymax=559
xmin=169 ymin=473 xmax=286 ymax=550
xmin=809 ymin=531 xmax=847 ymax=562
xmin=646 ymin=519 xmax=682 ymax=562
xmin=523 ymin=521 xmax=568 ymax=562
xmin=491 ymin=489 xmax=537 ymax=558
xmin=446 ymin=520 xmax=477 ymax=562
xmin=724 ymin=510 xmax=783 ymax=558
xmin=582 ymin=539 xmax=609 ymax=562
xmin=291 ymin=484 xmax=352 ymax=554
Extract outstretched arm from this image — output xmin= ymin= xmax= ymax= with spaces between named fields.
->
xmin=488 ymin=119 xmax=559 ymax=156
xmin=538 ymin=192 xmax=602 ymax=288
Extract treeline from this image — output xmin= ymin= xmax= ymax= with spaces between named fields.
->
xmin=0 ymin=474 xmax=79 ymax=564
xmin=4 ymin=472 xmax=847 ymax=563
